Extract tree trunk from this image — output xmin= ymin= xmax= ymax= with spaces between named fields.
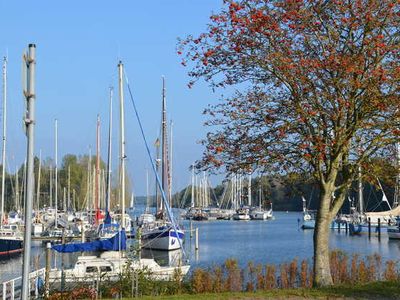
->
xmin=313 ymin=186 xmax=334 ymax=287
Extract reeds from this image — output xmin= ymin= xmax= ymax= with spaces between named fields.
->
xmin=50 ymin=251 xmax=400 ymax=298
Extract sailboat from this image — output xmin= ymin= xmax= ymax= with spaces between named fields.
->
xmin=348 ymin=159 xmax=397 ymax=235
xmin=301 ymin=196 xmax=316 ymax=229
xmin=0 ymin=56 xmax=23 ymax=256
xmin=141 ymin=77 xmax=185 ymax=251
xmin=250 ymin=175 xmax=273 ymax=220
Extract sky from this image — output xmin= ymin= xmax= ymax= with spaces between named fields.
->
xmin=0 ymin=1 xmax=227 ymax=196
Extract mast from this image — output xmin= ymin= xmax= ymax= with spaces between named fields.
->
xmin=15 ymin=167 xmax=19 ymax=211
xmin=21 ymin=43 xmax=36 ymax=300
xmin=55 ymin=119 xmax=58 ymax=226
xmin=67 ymin=165 xmax=70 ymax=211
xmin=49 ymin=166 xmax=52 ymax=207
xmin=118 ymin=61 xmax=126 ymax=229
xmin=169 ymin=120 xmax=173 ymax=208
xmin=155 ymin=138 xmax=161 ymax=212
xmin=95 ymin=114 xmax=100 ymax=224
xmin=0 ymin=56 xmax=7 ymax=226
xmin=394 ymin=142 xmax=400 ymax=208
xmin=161 ymin=76 xmax=168 ymax=217
xmin=191 ymin=163 xmax=195 ymax=208
xmin=36 ymin=149 xmax=42 ymax=211
xmin=146 ymin=169 xmax=150 ymax=213
xmin=105 ymin=87 xmax=113 ymax=214
xmin=248 ymin=174 xmax=252 ymax=207
xmin=358 ymin=164 xmax=364 ymax=214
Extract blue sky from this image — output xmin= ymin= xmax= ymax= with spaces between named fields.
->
xmin=0 ymin=1 xmax=226 ymax=196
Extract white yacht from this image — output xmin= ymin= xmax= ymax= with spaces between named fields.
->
xmin=49 ymin=251 xmax=190 ymax=287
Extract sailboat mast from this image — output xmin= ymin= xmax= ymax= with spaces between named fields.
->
xmin=55 ymin=119 xmax=58 ymax=227
xmin=118 ymin=61 xmax=126 ymax=229
xmin=394 ymin=142 xmax=400 ymax=208
xmin=191 ymin=163 xmax=195 ymax=208
xmin=161 ymin=77 xmax=168 ymax=216
xmin=358 ymin=164 xmax=364 ymax=214
xmin=95 ymin=114 xmax=100 ymax=224
xmin=0 ymin=57 xmax=7 ymax=226
xmin=15 ymin=167 xmax=19 ymax=210
xmin=169 ymin=120 xmax=173 ymax=208
xmin=105 ymin=87 xmax=113 ymax=213
xmin=36 ymin=150 xmax=42 ymax=211
xmin=248 ymin=174 xmax=252 ymax=207
xmin=67 ymin=165 xmax=70 ymax=210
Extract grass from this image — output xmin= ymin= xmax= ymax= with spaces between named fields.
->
xmin=115 ymin=281 xmax=400 ymax=299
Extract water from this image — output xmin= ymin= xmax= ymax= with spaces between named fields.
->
xmin=2 ymin=211 xmax=400 ymax=283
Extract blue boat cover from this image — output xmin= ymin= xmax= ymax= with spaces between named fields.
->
xmin=52 ymin=229 xmax=126 ymax=253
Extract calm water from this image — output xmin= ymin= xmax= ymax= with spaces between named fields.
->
xmin=2 ymin=211 xmax=400 ymax=283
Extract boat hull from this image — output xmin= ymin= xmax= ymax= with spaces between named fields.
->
xmin=0 ymin=238 xmax=23 ymax=257
xmin=142 ymin=228 xmax=184 ymax=251
xmin=232 ymin=214 xmax=250 ymax=220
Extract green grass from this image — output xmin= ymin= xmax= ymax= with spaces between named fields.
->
xmin=114 ymin=281 xmax=400 ymax=299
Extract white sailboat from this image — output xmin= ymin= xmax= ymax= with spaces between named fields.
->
xmin=141 ymin=77 xmax=184 ymax=251
xmin=0 ymin=56 xmax=24 ymax=257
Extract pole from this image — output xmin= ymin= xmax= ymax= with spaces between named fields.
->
xmin=45 ymin=242 xmax=51 ymax=298
xmin=378 ymin=218 xmax=381 ymax=240
xmin=95 ymin=115 xmax=100 ymax=224
xmin=191 ymin=163 xmax=194 ymax=208
xmin=21 ymin=43 xmax=36 ymax=300
xmin=49 ymin=166 xmax=52 ymax=208
xmin=36 ymin=150 xmax=42 ymax=211
xmin=105 ymin=87 xmax=113 ymax=213
xmin=118 ymin=61 xmax=126 ymax=229
xmin=0 ymin=57 xmax=7 ymax=227
xmin=67 ymin=165 xmax=70 ymax=211
xmin=55 ymin=119 xmax=58 ymax=227
xmin=195 ymin=227 xmax=199 ymax=250
xmin=161 ymin=77 xmax=168 ymax=216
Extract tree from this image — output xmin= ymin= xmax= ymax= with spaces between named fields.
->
xmin=179 ymin=0 xmax=400 ymax=286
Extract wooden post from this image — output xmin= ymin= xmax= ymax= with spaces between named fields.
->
xmin=345 ymin=222 xmax=348 ymax=234
xmin=337 ymin=220 xmax=340 ymax=233
xmin=190 ymin=221 xmax=193 ymax=239
xmin=378 ymin=218 xmax=381 ymax=240
xmin=195 ymin=227 xmax=199 ymax=250
xmin=368 ymin=217 xmax=371 ymax=239
xmin=45 ymin=242 xmax=51 ymax=298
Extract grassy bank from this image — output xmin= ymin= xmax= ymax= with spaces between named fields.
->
xmin=121 ymin=281 xmax=400 ymax=299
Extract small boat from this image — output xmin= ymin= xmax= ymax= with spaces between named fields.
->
xmin=141 ymin=222 xmax=184 ymax=251
xmin=0 ymin=224 xmax=23 ymax=257
xmin=388 ymin=217 xmax=400 ymax=239
xmin=232 ymin=207 xmax=250 ymax=220
xmin=301 ymin=196 xmax=316 ymax=229
xmin=49 ymin=251 xmax=189 ymax=287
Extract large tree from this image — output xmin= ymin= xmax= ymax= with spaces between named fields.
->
xmin=179 ymin=0 xmax=400 ymax=286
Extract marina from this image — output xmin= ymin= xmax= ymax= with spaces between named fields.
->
xmin=1 ymin=1 xmax=400 ymax=299
xmin=2 ymin=211 xmax=400 ymax=285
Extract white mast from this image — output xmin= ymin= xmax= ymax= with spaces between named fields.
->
xmin=105 ymin=87 xmax=113 ymax=213
xmin=55 ymin=119 xmax=58 ymax=227
xmin=248 ymin=173 xmax=252 ymax=207
xmin=118 ymin=61 xmax=126 ymax=229
xmin=36 ymin=149 xmax=42 ymax=211
xmin=191 ymin=163 xmax=195 ymax=208
xmin=49 ymin=166 xmax=52 ymax=207
xmin=394 ymin=142 xmax=400 ymax=208
xmin=169 ymin=120 xmax=173 ymax=208
xmin=0 ymin=57 xmax=7 ymax=226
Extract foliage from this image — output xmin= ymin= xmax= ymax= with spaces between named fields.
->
xmin=179 ymin=0 xmax=400 ymax=286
